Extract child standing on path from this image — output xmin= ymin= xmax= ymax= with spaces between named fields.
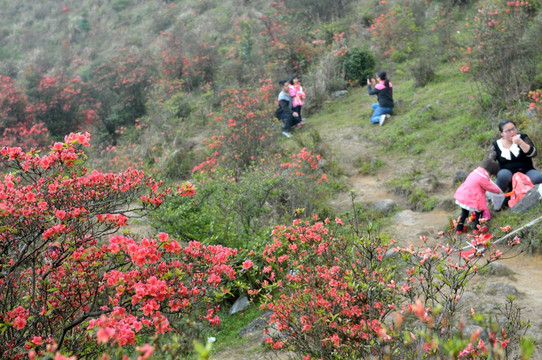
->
xmin=289 ymin=74 xmax=306 ymax=126
xmin=367 ymin=70 xmax=394 ymax=126
xmin=454 ymin=159 xmax=503 ymax=234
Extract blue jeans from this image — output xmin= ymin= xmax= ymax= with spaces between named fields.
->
xmin=370 ymin=103 xmax=393 ymax=124
xmin=496 ymin=168 xmax=542 ymax=192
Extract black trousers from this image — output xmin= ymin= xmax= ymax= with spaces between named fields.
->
xmin=457 ymin=208 xmax=482 ymax=231
xmin=280 ymin=113 xmax=301 ymax=131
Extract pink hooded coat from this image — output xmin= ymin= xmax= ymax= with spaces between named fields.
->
xmin=289 ymin=84 xmax=305 ymax=107
xmin=454 ymin=167 xmax=501 ymax=212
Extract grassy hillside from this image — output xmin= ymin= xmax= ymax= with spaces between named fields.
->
xmin=2 ymin=0 xmax=542 ymax=357
xmin=1 ymin=0 xmax=540 ymax=170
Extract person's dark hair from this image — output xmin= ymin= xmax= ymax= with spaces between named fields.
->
xmin=377 ymin=70 xmax=390 ymax=89
xmin=289 ymin=73 xmax=298 ymax=85
xmin=481 ymin=159 xmax=500 ymax=177
xmin=279 ymin=80 xmax=288 ymax=87
xmin=498 ymin=119 xmax=516 ymax=132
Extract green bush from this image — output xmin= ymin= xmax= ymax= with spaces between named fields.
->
xmin=342 ymin=47 xmax=375 ymax=86
xmin=77 ymin=16 xmax=91 ymax=33
xmin=152 ymin=150 xmax=332 ymax=252
xmin=112 ymin=0 xmax=131 ymax=12
xmin=410 ymin=58 xmax=435 ymax=88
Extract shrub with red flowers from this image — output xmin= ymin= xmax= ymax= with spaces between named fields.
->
xmin=0 ymin=132 xmax=241 ymax=359
xmin=192 ymin=80 xmax=278 ymax=175
xmin=258 ymin=217 xmax=402 ymax=358
xmin=393 ymin=225 xmax=531 ymax=359
xmin=458 ymin=0 xmax=542 ymax=110
xmin=258 ymin=2 xmax=319 ymax=75
xmin=156 ymin=28 xmax=218 ymax=92
xmin=257 ymin=215 xmax=531 ymax=359
xmin=23 ymin=70 xmax=97 ymax=140
xmin=155 ymin=143 xmax=330 ymax=253
xmin=368 ymin=3 xmax=421 ymax=62
xmin=0 ymin=75 xmax=50 ymax=149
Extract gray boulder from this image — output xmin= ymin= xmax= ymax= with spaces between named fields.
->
xmin=331 ymin=90 xmax=348 ymax=99
xmin=230 ymin=295 xmax=250 ymax=315
xmin=483 ymin=282 xmax=518 ymax=297
xmin=371 ymin=199 xmax=397 ymax=215
xmin=511 ymin=184 xmax=542 ymax=213
xmin=486 ymin=262 xmax=515 ymax=277
xmin=457 ymin=291 xmax=478 ymax=308
xmin=453 ymin=170 xmax=469 ymax=184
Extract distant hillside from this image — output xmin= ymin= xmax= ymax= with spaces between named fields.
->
xmin=1 ymin=0 xmax=541 ymax=174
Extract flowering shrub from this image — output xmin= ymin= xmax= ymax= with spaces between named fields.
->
xmin=0 ymin=75 xmax=50 ymax=149
xmin=393 ymin=224 xmax=530 ymax=358
xmin=192 ymin=80 xmax=277 ymax=175
xmin=154 ymin=144 xmax=330 ymax=251
xmin=368 ymin=4 xmax=420 ymax=62
xmin=155 ymin=27 xmax=219 ymax=92
xmin=257 ymin=215 xmax=531 ymax=358
xmin=258 ymin=2 xmax=319 ymax=75
xmin=259 ymin=217 xmax=402 ymax=358
xmin=458 ymin=0 xmax=541 ymax=110
xmin=0 ymin=133 xmax=240 ymax=358
xmin=528 ymin=89 xmax=542 ymax=117
xmin=23 ymin=70 xmax=97 ymax=140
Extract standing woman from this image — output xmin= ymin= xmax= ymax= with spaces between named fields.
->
xmin=488 ymin=119 xmax=542 ymax=192
xmin=367 ymin=70 xmax=394 ymax=126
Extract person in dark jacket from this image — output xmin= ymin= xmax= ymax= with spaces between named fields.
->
xmin=488 ymin=119 xmax=542 ymax=191
xmin=367 ymin=70 xmax=394 ymax=126
xmin=275 ymin=79 xmax=301 ymax=137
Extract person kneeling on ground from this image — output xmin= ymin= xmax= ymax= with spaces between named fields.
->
xmin=367 ymin=70 xmax=394 ymax=126
xmin=275 ymin=79 xmax=301 ymax=138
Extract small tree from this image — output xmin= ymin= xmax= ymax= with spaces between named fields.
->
xmin=22 ymin=70 xmax=97 ymax=140
xmin=89 ymin=50 xmax=155 ymax=142
xmin=342 ymin=47 xmax=375 ymax=86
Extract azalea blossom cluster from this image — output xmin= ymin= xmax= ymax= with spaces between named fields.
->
xmin=528 ymin=90 xmax=542 ymax=114
xmin=367 ymin=4 xmax=420 ymax=60
xmin=255 ymin=214 xmax=525 ymax=358
xmin=0 ymin=133 xmax=240 ymax=359
xmin=392 ymin=224 xmax=523 ymax=358
xmin=192 ymin=82 xmax=277 ymax=174
xmin=258 ymin=217 xmax=401 ymax=358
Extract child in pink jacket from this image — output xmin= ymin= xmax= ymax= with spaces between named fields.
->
xmin=454 ymin=159 xmax=503 ymax=234
xmin=289 ymin=74 xmax=306 ymax=125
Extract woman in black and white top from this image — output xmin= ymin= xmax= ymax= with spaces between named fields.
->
xmin=488 ymin=119 xmax=542 ymax=191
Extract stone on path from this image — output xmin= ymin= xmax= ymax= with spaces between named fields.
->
xmin=511 ymin=184 xmax=542 ymax=213
xmin=230 ymin=295 xmax=250 ymax=315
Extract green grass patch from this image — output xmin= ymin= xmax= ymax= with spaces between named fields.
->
xmin=207 ymin=305 xmax=263 ymax=355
